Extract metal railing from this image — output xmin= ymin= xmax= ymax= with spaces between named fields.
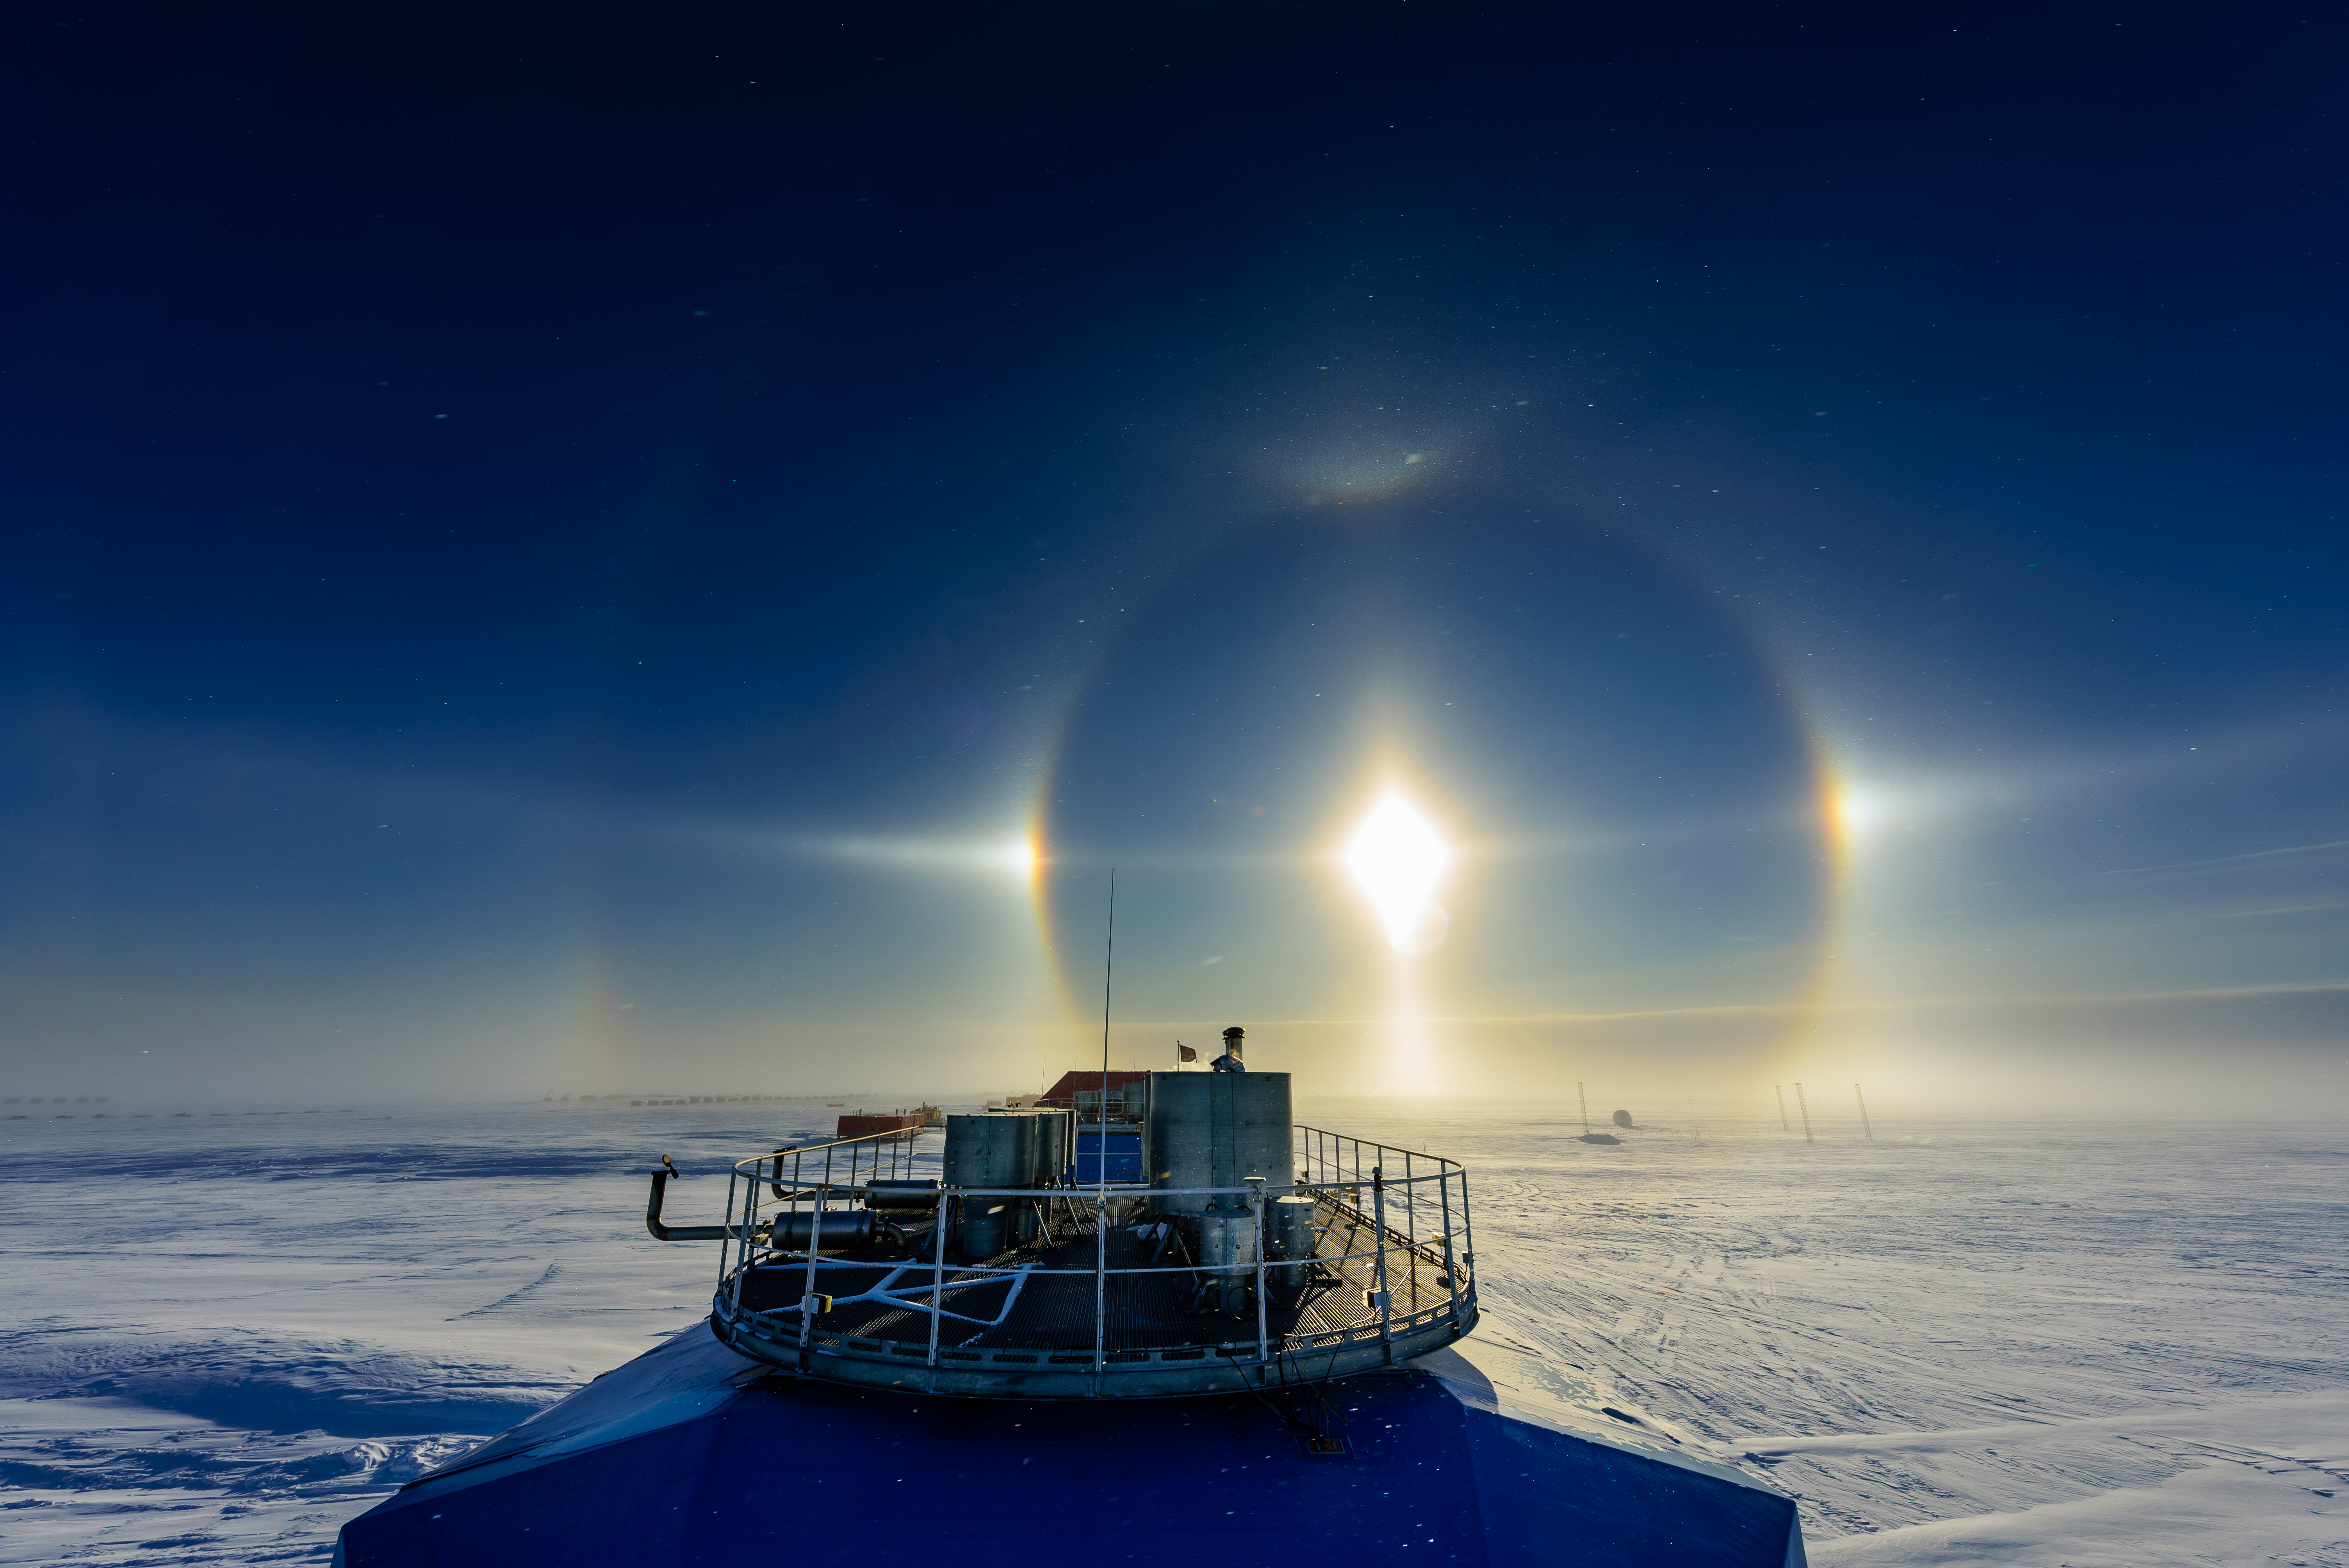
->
xmin=1294 ymin=1124 xmax=1477 ymax=1354
xmin=653 ymin=1123 xmax=1476 ymax=1393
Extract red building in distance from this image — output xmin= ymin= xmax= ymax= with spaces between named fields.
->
xmin=1034 ymin=1069 xmax=1152 ymax=1123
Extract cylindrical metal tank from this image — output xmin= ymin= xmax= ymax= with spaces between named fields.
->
xmin=764 ymin=1210 xmax=878 ymax=1251
xmin=1198 ymin=1208 xmax=1257 ymax=1270
xmin=1269 ymin=1194 xmax=1318 ymax=1290
xmin=864 ymin=1179 xmax=939 ymax=1213
xmin=1033 ymin=1110 xmax=1070 ymax=1186
xmin=1146 ymin=1071 xmax=1292 ymax=1216
xmin=958 ymin=1202 xmax=1005 ymax=1258
xmin=1017 ymin=1111 xmax=1070 ymax=1244
xmin=961 ymin=1200 xmax=1010 ymax=1259
xmin=945 ymin=1113 xmax=1034 ymax=1260
xmin=1197 ymin=1207 xmax=1258 ymax=1315
xmin=945 ymin=1113 xmax=1033 ymax=1186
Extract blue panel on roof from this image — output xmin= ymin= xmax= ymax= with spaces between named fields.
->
xmin=1073 ymin=1130 xmax=1142 ymax=1183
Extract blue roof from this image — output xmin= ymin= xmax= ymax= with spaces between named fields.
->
xmin=338 ymin=1324 xmax=1804 ymax=1567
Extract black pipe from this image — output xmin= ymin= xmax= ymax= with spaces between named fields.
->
xmin=764 ymin=1210 xmax=879 ymax=1249
xmin=643 ymin=1169 xmax=739 ymax=1242
xmin=864 ymin=1178 xmax=941 ymax=1213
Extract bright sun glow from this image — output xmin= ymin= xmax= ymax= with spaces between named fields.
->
xmin=1344 ymin=793 xmax=1452 ymax=954
xmin=1834 ymin=784 xmax=1886 ymax=840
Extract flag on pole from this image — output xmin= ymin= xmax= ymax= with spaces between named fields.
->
xmin=1177 ymin=1042 xmax=1197 ymax=1064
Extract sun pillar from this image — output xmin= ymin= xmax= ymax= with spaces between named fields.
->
xmin=1342 ymin=791 xmax=1453 ymax=1095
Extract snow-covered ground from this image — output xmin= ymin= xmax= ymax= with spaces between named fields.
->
xmin=2 ymin=1099 xmax=2342 ymax=1564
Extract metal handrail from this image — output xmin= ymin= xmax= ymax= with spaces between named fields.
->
xmin=649 ymin=1120 xmax=1476 ymax=1392
xmin=1292 ymin=1122 xmax=1464 ymax=1170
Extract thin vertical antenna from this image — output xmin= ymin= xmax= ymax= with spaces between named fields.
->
xmin=1795 ymin=1082 xmax=1813 ymax=1143
xmin=1577 ymin=1082 xmax=1589 ymax=1134
xmin=1775 ymin=1085 xmax=1789 ymax=1133
xmin=1854 ymin=1083 xmax=1873 ymax=1141
xmin=1094 ymin=871 xmax=1114 ymax=1376
xmin=1099 ymin=870 xmax=1115 ymax=1190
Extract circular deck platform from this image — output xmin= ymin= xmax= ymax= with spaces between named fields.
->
xmin=713 ymin=1187 xmax=1477 ymax=1397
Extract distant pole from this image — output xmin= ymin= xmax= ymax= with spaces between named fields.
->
xmin=1854 ymin=1084 xmax=1873 ymax=1141
xmin=1795 ymin=1082 xmax=1813 ymax=1144
xmin=1775 ymin=1085 xmax=1789 ymax=1133
xmin=1577 ymin=1082 xmax=1589 ymax=1134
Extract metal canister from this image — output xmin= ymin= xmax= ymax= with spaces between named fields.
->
xmin=961 ymin=1200 xmax=1011 ymax=1259
xmin=1198 ymin=1206 xmax=1258 ymax=1315
xmin=1146 ymin=1071 xmax=1292 ymax=1217
xmin=1016 ymin=1110 xmax=1071 ymax=1245
xmin=764 ymin=1210 xmax=877 ymax=1251
xmin=945 ymin=1113 xmax=1033 ymax=1260
xmin=1032 ymin=1108 xmax=1071 ymax=1186
xmin=1269 ymin=1194 xmax=1318 ymax=1291
xmin=864 ymin=1178 xmax=939 ymax=1213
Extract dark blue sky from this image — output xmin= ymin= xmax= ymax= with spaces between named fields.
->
xmin=5 ymin=4 xmax=2344 ymax=1109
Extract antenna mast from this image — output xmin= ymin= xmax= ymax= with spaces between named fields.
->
xmin=1099 ymin=870 xmax=1116 ymax=1188
xmin=1094 ymin=871 xmax=1114 ymax=1373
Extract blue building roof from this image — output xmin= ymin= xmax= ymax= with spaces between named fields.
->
xmin=337 ymin=1323 xmax=1805 ymax=1567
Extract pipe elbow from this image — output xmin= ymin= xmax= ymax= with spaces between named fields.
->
xmin=645 ymin=1169 xmax=690 ymax=1240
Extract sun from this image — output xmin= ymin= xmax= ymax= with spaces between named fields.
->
xmin=1343 ymin=793 xmax=1452 ymax=955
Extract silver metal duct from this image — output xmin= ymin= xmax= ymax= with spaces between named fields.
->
xmin=945 ymin=1112 xmax=1035 ymax=1259
xmin=1197 ymin=1208 xmax=1258 ymax=1315
xmin=1145 ymin=1070 xmax=1292 ymax=1217
xmin=763 ymin=1210 xmax=878 ymax=1250
xmin=1269 ymin=1194 xmax=1317 ymax=1289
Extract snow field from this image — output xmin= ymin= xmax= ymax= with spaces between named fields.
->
xmin=1335 ymin=1105 xmax=2349 ymax=1566
xmin=2 ymin=1100 xmax=2342 ymax=1565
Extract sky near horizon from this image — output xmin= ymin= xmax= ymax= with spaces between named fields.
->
xmin=3 ymin=5 xmax=2344 ymax=1114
